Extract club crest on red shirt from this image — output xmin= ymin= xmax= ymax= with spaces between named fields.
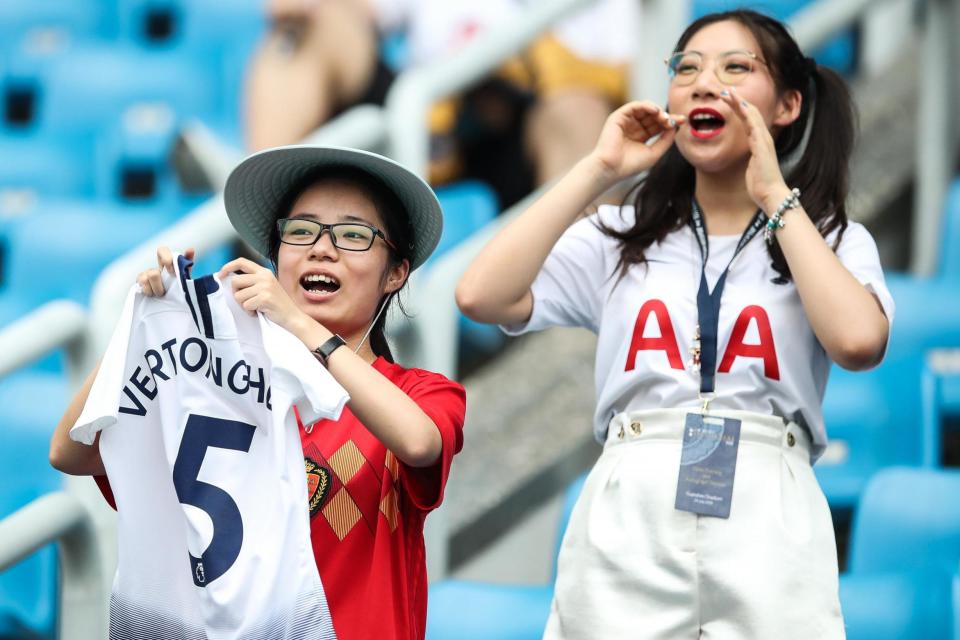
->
xmin=305 ymin=457 xmax=332 ymax=517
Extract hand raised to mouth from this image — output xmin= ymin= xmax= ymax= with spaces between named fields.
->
xmin=591 ymin=100 xmax=688 ymax=181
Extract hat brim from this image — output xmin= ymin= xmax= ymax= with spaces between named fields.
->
xmin=224 ymin=145 xmax=443 ymax=271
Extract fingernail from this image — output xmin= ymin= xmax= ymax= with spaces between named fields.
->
xmin=668 ymin=118 xmax=676 ymax=128
xmin=721 ymin=90 xmax=729 ymax=97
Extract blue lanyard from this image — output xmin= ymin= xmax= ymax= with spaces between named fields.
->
xmin=689 ymin=200 xmax=766 ymax=394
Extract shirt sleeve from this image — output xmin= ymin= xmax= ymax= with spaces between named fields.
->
xmin=260 ymin=316 xmax=350 ymax=426
xmin=396 ymin=370 xmax=466 ymax=512
xmin=73 ymin=287 xmax=140 ymax=510
xmin=832 ymin=221 xmax=896 ymax=359
xmin=500 ymin=206 xmax=624 ymax=336
xmin=70 ymin=285 xmax=139 ymax=445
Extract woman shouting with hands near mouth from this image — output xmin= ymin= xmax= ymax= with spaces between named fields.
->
xmin=457 ymin=9 xmax=891 ymax=640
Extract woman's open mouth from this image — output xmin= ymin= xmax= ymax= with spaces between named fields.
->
xmin=689 ymin=108 xmax=726 ymax=140
xmin=301 ymin=273 xmax=341 ymax=297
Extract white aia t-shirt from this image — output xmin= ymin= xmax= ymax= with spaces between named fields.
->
xmin=504 ymin=205 xmax=895 ymax=461
xmin=72 ymin=256 xmax=348 ymax=640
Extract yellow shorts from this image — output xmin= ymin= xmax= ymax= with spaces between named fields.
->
xmin=427 ymin=34 xmax=628 ymax=185
xmin=525 ymin=34 xmax=628 ymax=104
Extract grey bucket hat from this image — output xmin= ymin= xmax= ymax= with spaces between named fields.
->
xmin=223 ymin=145 xmax=443 ymax=271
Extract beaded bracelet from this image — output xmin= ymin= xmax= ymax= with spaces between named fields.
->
xmin=764 ymin=187 xmax=801 ymax=243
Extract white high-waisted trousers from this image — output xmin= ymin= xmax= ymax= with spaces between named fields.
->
xmin=544 ymin=408 xmax=845 ymax=640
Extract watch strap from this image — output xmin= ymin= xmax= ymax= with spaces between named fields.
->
xmin=313 ymin=334 xmax=346 ymax=365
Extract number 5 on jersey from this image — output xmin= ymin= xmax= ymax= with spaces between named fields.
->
xmin=173 ymin=414 xmax=256 ymax=587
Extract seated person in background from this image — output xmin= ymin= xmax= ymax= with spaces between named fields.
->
xmin=245 ymin=0 xmax=640 ymax=207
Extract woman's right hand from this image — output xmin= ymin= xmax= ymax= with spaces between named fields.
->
xmin=591 ymin=101 xmax=686 ymax=180
xmin=136 ymin=246 xmax=194 ymax=297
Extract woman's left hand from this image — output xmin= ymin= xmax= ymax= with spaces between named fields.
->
xmin=722 ymin=87 xmax=792 ymax=212
xmin=217 ymin=258 xmax=307 ymax=332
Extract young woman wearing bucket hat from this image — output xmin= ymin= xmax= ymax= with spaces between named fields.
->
xmin=51 ymin=145 xmax=466 ymax=640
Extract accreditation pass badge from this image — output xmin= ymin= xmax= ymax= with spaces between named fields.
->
xmin=675 ymin=413 xmax=741 ymax=518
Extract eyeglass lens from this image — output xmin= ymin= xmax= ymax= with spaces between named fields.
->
xmin=667 ymin=51 xmax=757 ymax=86
xmin=280 ymin=219 xmax=377 ymax=250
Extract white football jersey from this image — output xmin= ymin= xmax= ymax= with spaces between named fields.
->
xmin=505 ymin=205 xmax=895 ymax=461
xmin=72 ymin=256 xmax=347 ymax=639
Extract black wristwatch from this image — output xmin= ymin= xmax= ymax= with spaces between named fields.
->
xmin=313 ymin=334 xmax=346 ymax=365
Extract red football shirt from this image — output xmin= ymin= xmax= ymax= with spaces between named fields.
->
xmin=94 ymin=356 xmax=465 ymax=640
xmin=297 ymin=357 xmax=466 ymax=640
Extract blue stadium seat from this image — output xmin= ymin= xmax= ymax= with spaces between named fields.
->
xmin=115 ymin=0 xmax=266 ymax=141
xmin=0 ymin=0 xmax=114 ymax=48
xmin=1 ymin=33 xmax=73 ymax=134
xmin=841 ymin=572 xmax=956 ymax=640
xmin=426 ymin=474 xmax=587 ymax=640
xmin=117 ymin=0 xmax=265 ymax=50
xmin=0 ymin=138 xmax=94 ymax=197
xmin=2 ymin=200 xmax=176 ymax=306
xmin=940 ymin=179 xmax=960 ymax=281
xmin=816 ymin=367 xmax=896 ymax=508
xmin=691 ymin=0 xmax=857 ymax=75
xmin=431 ymin=180 xmax=499 ymax=260
xmin=93 ymin=106 xmax=194 ymax=205
xmin=848 ymin=468 xmax=960 ymax=575
xmin=816 ymin=280 xmax=960 ymax=508
xmin=0 ymin=370 xmax=69 ymax=640
xmin=430 ymin=180 xmax=505 ymax=353
xmin=426 ymin=582 xmax=552 ymax=640
xmin=3 ymin=42 xmax=223 ymax=204
xmin=840 ymin=467 xmax=960 ymax=640
xmin=381 ymin=31 xmax=411 ymax=72
xmin=1 ymin=105 xmax=206 ymax=206
xmin=37 ymin=45 xmax=218 ymax=135
xmin=815 ymin=177 xmax=960 ymax=509
xmin=0 ymin=194 xmax=232 ymax=374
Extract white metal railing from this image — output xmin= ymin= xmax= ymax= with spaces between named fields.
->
xmin=0 ymin=492 xmax=105 ymax=639
xmin=788 ymin=0 xmax=958 ymax=275
xmin=386 ymin=0 xmax=599 ymax=177
xmin=0 ymin=300 xmax=86 ymax=384
xmin=0 ymin=0 xmax=955 ymax=636
xmin=912 ymin=0 xmax=957 ymax=275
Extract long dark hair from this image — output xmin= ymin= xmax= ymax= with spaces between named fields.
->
xmin=267 ymin=167 xmax=413 ymax=362
xmin=603 ymin=9 xmax=856 ymax=283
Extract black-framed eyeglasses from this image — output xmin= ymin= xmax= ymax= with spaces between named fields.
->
xmin=665 ymin=49 xmax=767 ymax=86
xmin=277 ymin=218 xmax=398 ymax=252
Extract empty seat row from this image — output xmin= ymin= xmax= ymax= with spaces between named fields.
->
xmin=0 ymin=0 xmax=265 ymax=53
